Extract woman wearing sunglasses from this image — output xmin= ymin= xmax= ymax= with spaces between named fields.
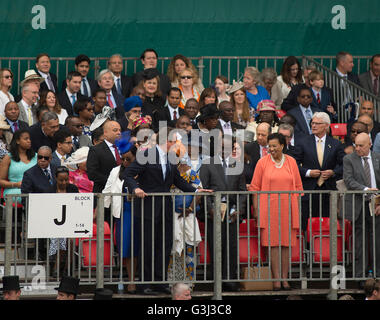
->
xmin=178 ymin=68 xmax=202 ymax=109
xmin=0 ymin=68 xmax=15 ymax=116
xmin=0 ymin=129 xmax=37 ymax=203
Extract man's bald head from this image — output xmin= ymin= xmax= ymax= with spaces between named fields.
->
xmin=103 ymin=120 xmax=121 ymax=144
xmin=358 ymin=114 xmax=374 ymax=132
xmin=355 ymin=133 xmax=372 ymax=157
xmin=256 ymin=122 xmax=271 ymax=147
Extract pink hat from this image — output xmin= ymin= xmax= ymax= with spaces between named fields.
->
xmin=257 ymin=99 xmax=276 ymax=112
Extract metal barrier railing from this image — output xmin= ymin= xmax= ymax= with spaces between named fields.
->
xmin=303 ymin=56 xmax=380 ymax=123
xmin=1 ymin=190 xmax=378 ymax=299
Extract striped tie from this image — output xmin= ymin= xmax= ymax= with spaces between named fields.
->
xmin=363 ymin=157 xmax=372 ymax=188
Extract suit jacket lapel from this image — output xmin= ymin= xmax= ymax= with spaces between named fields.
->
xmin=310 ymin=136 xmax=320 ymax=168
xmin=371 ymin=152 xmax=380 ymax=186
xmin=101 ymin=141 xmax=116 ymax=166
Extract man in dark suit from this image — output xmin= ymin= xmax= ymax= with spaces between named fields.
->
xmin=153 ymin=87 xmax=184 ymax=132
xmin=132 ymin=48 xmax=171 ymax=97
xmin=87 ymin=120 xmax=121 ymax=194
xmin=278 ymin=123 xmax=301 ymax=161
xmin=97 ymin=69 xmax=125 ymax=120
xmin=343 ymin=133 xmax=380 ymax=281
xmin=3 ymin=101 xmax=29 ymax=145
xmin=61 ymin=54 xmax=98 ymax=98
xmin=184 ymin=98 xmax=199 ymax=129
xmin=51 ymin=129 xmax=73 ymax=167
xmin=64 ymin=116 xmax=92 ymax=152
xmin=296 ymin=112 xmax=345 ymax=231
xmin=122 ymin=127 xmax=210 ymax=295
xmin=58 ymin=71 xmax=84 ymax=116
xmin=30 ymin=111 xmax=61 ymax=152
xmin=108 ymin=54 xmax=133 ymax=98
xmin=335 ymin=51 xmax=360 ymax=85
xmin=244 ymin=122 xmax=271 ymax=182
xmin=287 ymin=85 xmax=323 ymax=136
xmin=35 ymin=53 xmax=58 ymax=94
xmin=200 ymin=133 xmax=246 ymax=291
xmin=21 ymin=145 xmax=58 ymax=260
xmin=359 ymin=54 xmax=380 ymax=97
xmin=216 ymin=100 xmax=244 ymax=135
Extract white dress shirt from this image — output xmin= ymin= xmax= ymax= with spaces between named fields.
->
xmin=219 ymin=119 xmax=233 ymax=136
xmin=104 ymin=139 xmax=118 ymax=161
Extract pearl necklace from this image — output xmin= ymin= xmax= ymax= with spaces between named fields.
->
xmin=270 ymin=154 xmax=285 ymax=168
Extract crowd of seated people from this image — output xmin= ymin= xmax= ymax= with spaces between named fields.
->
xmin=1 ymin=50 xmax=380 ymax=295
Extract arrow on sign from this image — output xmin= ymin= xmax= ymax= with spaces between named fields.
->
xmin=74 ymin=230 xmax=90 ymax=234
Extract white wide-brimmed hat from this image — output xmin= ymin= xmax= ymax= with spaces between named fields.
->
xmin=63 ymin=147 xmax=89 ymax=170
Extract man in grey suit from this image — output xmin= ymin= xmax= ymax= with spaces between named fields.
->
xmin=359 ymin=54 xmax=380 ymax=97
xmin=17 ymin=82 xmax=39 ymax=126
xmin=199 ymin=132 xmax=246 ymax=291
xmin=343 ymin=133 xmax=380 ymax=281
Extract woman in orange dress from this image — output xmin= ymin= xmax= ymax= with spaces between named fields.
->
xmin=249 ymin=132 xmax=303 ymax=290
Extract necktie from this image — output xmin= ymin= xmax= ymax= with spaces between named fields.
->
xmin=82 ymin=78 xmax=89 ymax=97
xmin=13 ymin=121 xmax=18 ymax=132
xmin=173 ymin=110 xmax=177 ymax=120
xmin=224 ymin=122 xmax=231 ymax=129
xmin=71 ymin=94 xmax=76 ymax=106
xmin=316 ymin=139 xmax=324 ymax=186
xmin=374 ymin=78 xmax=378 ymax=96
xmin=107 ymin=94 xmax=115 ymax=109
xmin=262 ymin=146 xmax=268 ymax=157
xmin=317 ymin=92 xmax=321 ymax=104
xmin=44 ymin=169 xmax=53 ymax=185
xmin=47 ymin=74 xmax=55 ymax=92
xmin=27 ymin=107 xmax=33 ymax=126
xmin=116 ymin=78 xmax=122 ymax=96
xmin=363 ymin=157 xmax=372 ymax=188
xmin=305 ymin=108 xmax=312 ymax=133
xmin=113 ymin=144 xmax=121 ymax=165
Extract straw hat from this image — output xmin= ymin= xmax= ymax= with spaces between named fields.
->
xmin=20 ymin=70 xmax=44 ymax=87
xmin=0 ymin=114 xmax=10 ymax=130
xmin=257 ymin=99 xmax=277 ymax=112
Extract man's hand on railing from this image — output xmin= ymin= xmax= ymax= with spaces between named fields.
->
xmin=196 ymin=188 xmax=213 ymax=193
xmin=134 ymin=188 xmax=147 ymax=198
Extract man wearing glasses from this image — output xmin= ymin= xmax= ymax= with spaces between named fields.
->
xmin=296 ymin=112 xmax=345 ymax=231
xmin=30 ymin=111 xmax=61 ymax=152
xmin=64 ymin=116 xmax=92 ymax=152
xmin=287 ymin=85 xmax=322 ymax=136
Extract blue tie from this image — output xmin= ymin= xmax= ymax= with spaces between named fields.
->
xmin=71 ymin=94 xmax=76 ymax=106
xmin=116 ymin=78 xmax=122 ymax=96
xmin=82 ymin=78 xmax=89 ymax=97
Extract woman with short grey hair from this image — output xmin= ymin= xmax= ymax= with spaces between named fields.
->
xmin=259 ymin=68 xmax=282 ymax=107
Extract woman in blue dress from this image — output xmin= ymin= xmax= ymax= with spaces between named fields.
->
xmin=0 ymin=129 xmax=37 ymax=204
xmin=243 ymin=66 xmax=270 ymax=110
xmin=103 ymin=132 xmax=138 ymax=293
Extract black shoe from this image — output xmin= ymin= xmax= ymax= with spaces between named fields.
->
xmin=141 ymin=287 xmax=160 ymax=296
xmin=222 ymin=282 xmax=240 ymax=292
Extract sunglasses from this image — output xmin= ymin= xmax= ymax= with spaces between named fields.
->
xmin=3 ymin=75 xmax=13 ymax=79
xmin=181 ymin=76 xmax=193 ymax=79
xmin=37 ymin=155 xmax=50 ymax=160
xmin=351 ymin=130 xmax=364 ymax=134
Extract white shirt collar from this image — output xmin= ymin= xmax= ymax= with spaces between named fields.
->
xmin=38 ymin=71 xmax=49 ymax=79
xmin=315 ymin=134 xmax=327 ymax=143
xmin=21 ymin=99 xmax=31 ymax=108
xmin=336 ymin=68 xmax=347 ymax=77
xmin=66 ymin=88 xmax=76 ymax=97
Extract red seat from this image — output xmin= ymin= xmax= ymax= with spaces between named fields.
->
xmin=239 ymin=236 xmax=266 ymax=264
xmin=291 ymin=233 xmax=305 ymax=263
xmin=239 ymin=219 xmax=258 ymax=236
xmin=1 ymin=187 xmax=23 ymax=209
xmin=75 ymin=222 xmax=112 ymax=268
xmin=197 ymin=221 xmax=210 ymax=264
xmin=306 ymin=218 xmax=344 ymax=264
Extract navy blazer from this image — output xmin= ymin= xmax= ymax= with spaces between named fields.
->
xmin=296 ymin=134 xmax=345 ymax=191
xmin=123 ymin=146 xmax=196 ymax=220
xmin=36 ymin=71 xmax=58 ymax=94
xmin=112 ymin=75 xmax=134 ymax=98
xmin=57 ymin=90 xmax=85 ymax=116
xmin=61 ymin=77 xmax=98 ymax=97
xmin=287 ymin=105 xmax=323 ymax=136
xmin=87 ymin=141 xmax=118 ymax=193
xmin=21 ymin=163 xmax=58 ymax=194
xmin=109 ymin=89 xmax=126 ymax=120
xmin=311 ymin=87 xmax=338 ymax=122
xmin=153 ymin=106 xmax=185 ymax=132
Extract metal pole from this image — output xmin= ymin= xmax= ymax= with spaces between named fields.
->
xmin=328 ymin=191 xmax=338 ymax=300
xmin=96 ymin=194 xmax=105 ymax=289
xmin=213 ymin=192 xmax=222 ymax=300
xmin=4 ymin=195 xmax=13 ymax=276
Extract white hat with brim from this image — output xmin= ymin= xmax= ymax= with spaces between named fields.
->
xmin=20 ymin=70 xmax=44 ymax=87
xmin=63 ymin=147 xmax=90 ymax=170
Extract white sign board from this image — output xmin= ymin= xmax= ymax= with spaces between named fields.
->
xmin=27 ymin=193 xmax=93 ymax=239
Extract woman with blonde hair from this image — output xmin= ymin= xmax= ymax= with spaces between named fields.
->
xmin=178 ymin=68 xmax=202 ymax=109
xmin=167 ymin=54 xmax=204 ymax=93
xmin=228 ymin=81 xmax=255 ymax=128
xmin=0 ymin=68 xmax=15 ymax=116
xmin=243 ymin=66 xmax=270 ymax=110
